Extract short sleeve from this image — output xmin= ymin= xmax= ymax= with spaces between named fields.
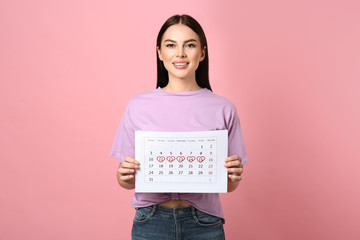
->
xmin=109 ymin=101 xmax=136 ymax=163
xmin=227 ymin=104 xmax=248 ymax=165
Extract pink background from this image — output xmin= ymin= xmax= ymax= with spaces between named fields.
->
xmin=1 ymin=0 xmax=359 ymax=239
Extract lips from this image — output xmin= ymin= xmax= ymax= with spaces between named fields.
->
xmin=173 ymin=62 xmax=189 ymax=69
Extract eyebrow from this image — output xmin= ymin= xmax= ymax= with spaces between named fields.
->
xmin=163 ymin=39 xmax=198 ymax=43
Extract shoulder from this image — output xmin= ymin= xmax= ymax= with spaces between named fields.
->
xmin=126 ymin=89 xmax=159 ymax=107
xmin=205 ymin=91 xmax=238 ymax=111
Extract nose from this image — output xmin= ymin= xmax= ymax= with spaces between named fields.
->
xmin=177 ymin=46 xmax=186 ymax=57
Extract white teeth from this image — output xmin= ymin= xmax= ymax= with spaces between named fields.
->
xmin=174 ymin=63 xmax=187 ymax=65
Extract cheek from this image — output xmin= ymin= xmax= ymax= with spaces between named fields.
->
xmin=197 ymin=51 xmax=204 ymax=61
xmin=191 ymin=53 xmax=202 ymax=65
xmin=189 ymin=51 xmax=202 ymax=62
xmin=162 ymin=54 xmax=172 ymax=64
xmin=162 ymin=58 xmax=173 ymax=71
xmin=162 ymin=52 xmax=173 ymax=61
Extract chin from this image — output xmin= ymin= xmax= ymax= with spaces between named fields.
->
xmin=171 ymin=74 xmax=194 ymax=80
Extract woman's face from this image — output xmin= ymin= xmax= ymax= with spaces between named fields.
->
xmin=157 ymin=24 xmax=206 ymax=83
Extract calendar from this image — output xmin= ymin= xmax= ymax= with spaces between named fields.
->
xmin=135 ymin=130 xmax=228 ymax=193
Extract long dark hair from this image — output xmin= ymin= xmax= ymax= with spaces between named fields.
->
xmin=156 ymin=14 xmax=212 ymax=91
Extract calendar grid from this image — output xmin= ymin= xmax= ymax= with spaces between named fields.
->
xmin=144 ymin=137 xmax=217 ymax=183
xmin=135 ymin=130 xmax=228 ymax=193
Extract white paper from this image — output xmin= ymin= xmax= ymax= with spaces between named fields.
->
xmin=135 ymin=130 xmax=228 ymax=193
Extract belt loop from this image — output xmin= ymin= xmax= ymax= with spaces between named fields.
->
xmin=150 ymin=204 xmax=157 ymax=216
xmin=191 ymin=206 xmax=196 ymax=217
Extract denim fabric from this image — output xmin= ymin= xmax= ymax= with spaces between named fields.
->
xmin=131 ymin=205 xmax=225 ymax=240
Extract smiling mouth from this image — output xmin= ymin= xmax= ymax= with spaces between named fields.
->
xmin=173 ymin=62 xmax=189 ymax=69
xmin=173 ymin=62 xmax=189 ymax=66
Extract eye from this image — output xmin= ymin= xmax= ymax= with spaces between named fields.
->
xmin=186 ymin=43 xmax=196 ymax=48
xmin=165 ymin=44 xmax=175 ymax=48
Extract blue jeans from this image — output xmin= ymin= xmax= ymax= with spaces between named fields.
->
xmin=131 ymin=205 xmax=225 ymax=240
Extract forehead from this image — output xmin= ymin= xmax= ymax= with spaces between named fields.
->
xmin=162 ymin=24 xmax=200 ymax=42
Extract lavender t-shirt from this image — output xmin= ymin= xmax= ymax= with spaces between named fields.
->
xmin=110 ymin=87 xmax=248 ymax=221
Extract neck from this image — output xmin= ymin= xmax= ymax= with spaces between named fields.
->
xmin=163 ymin=76 xmax=201 ymax=92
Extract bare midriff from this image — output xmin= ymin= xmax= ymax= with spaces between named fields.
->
xmin=159 ymin=199 xmax=192 ymax=208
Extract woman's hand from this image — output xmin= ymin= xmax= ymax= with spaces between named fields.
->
xmin=224 ymin=155 xmax=243 ymax=192
xmin=117 ymin=156 xmax=140 ymax=189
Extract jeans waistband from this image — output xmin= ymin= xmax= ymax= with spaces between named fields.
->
xmin=142 ymin=204 xmax=196 ymax=217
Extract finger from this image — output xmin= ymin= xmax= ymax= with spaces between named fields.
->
xmin=118 ymin=168 xmax=135 ymax=175
xmin=227 ymin=167 xmax=243 ymax=175
xmin=224 ymin=160 xmax=242 ymax=168
xmin=122 ymin=160 xmax=140 ymax=169
xmin=121 ymin=162 xmax=139 ymax=170
xmin=224 ymin=155 xmax=241 ymax=162
xmin=228 ymin=174 xmax=242 ymax=182
xmin=124 ymin=156 xmax=140 ymax=165
xmin=119 ymin=174 xmax=134 ymax=181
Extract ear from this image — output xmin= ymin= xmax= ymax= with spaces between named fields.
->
xmin=200 ymin=46 xmax=206 ymax=62
xmin=157 ymin=46 xmax=163 ymax=61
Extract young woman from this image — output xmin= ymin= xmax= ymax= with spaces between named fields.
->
xmin=110 ymin=14 xmax=248 ymax=240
